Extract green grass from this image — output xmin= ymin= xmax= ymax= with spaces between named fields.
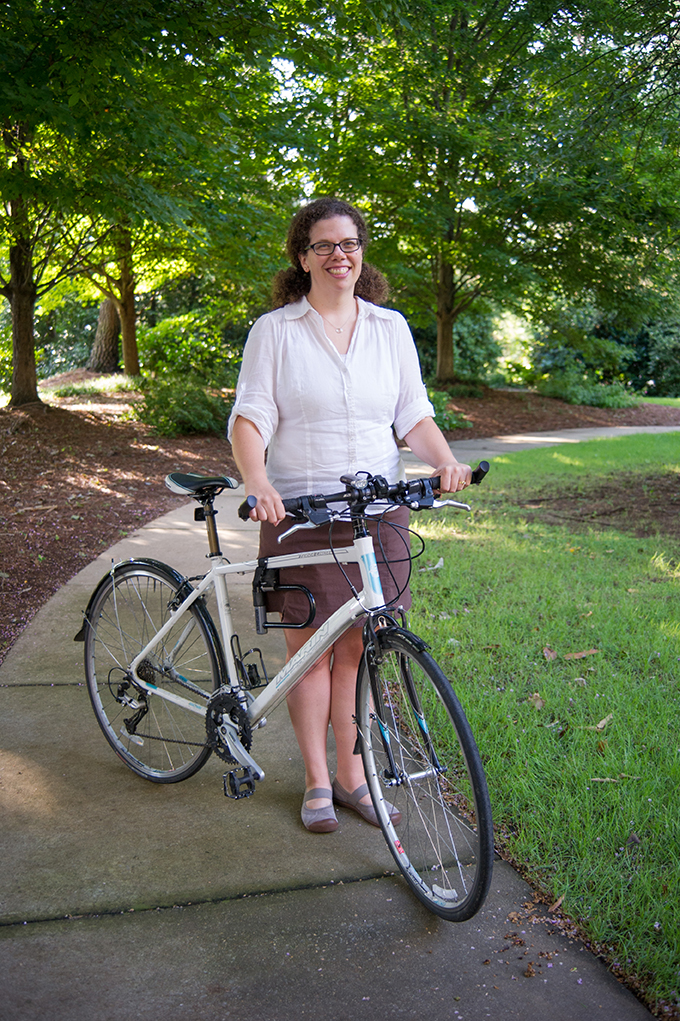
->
xmin=39 ymin=374 xmax=140 ymax=398
xmin=486 ymin=430 xmax=679 ymax=484
xmin=641 ymin=397 xmax=680 ymax=406
xmin=409 ymin=434 xmax=680 ymax=1014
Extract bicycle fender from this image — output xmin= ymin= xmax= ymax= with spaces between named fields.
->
xmin=74 ymin=558 xmax=185 ymax=641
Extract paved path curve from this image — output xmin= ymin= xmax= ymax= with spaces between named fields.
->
xmin=2 ymin=427 xmax=671 ymax=1020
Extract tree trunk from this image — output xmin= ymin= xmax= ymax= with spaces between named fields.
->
xmin=87 ymin=299 xmax=120 ymax=372
xmin=435 ymin=256 xmax=456 ymax=383
xmin=4 ymin=122 xmax=41 ymax=407
xmin=7 ymin=206 xmax=40 ymax=406
xmin=8 ymin=278 xmax=39 ymax=406
xmin=114 ymin=227 xmax=139 ymax=376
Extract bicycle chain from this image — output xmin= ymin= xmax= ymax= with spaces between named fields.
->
xmin=118 ymin=661 xmax=211 ymax=750
xmin=129 ymin=732 xmax=208 ymax=749
xmin=118 ymin=665 xmax=253 ymax=760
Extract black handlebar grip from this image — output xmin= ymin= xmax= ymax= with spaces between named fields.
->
xmin=430 ymin=460 xmax=489 ymax=494
xmin=470 ymin=460 xmax=490 ymax=485
xmin=238 ymin=494 xmax=258 ymax=521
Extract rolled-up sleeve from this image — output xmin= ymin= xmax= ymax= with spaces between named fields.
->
xmin=227 ymin=315 xmax=280 ymax=448
xmin=391 ymin=314 xmax=435 ymax=439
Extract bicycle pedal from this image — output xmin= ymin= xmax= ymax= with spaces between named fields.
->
xmin=223 ymin=767 xmax=257 ymax=799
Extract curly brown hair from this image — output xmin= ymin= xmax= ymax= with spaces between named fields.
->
xmin=271 ymin=197 xmax=389 ymax=308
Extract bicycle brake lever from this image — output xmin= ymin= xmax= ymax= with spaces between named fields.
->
xmin=407 ymin=492 xmax=471 ymax=511
xmin=433 ymin=499 xmax=471 ymax=511
xmin=277 ymin=520 xmax=319 ymax=543
xmin=278 ymin=503 xmax=336 ymax=542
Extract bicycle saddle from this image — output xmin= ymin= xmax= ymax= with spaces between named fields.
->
xmin=165 ymin=472 xmax=239 ymax=497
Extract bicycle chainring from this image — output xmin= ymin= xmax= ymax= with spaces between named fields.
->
xmin=206 ymin=691 xmax=253 ymax=763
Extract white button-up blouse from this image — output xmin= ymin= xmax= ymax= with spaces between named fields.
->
xmin=227 ymin=296 xmax=434 ymax=501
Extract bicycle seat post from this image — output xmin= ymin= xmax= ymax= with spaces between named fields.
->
xmin=198 ymin=496 xmax=222 ymax=558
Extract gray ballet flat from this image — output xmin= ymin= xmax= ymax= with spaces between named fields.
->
xmin=301 ymin=787 xmax=338 ymax=833
xmin=332 ymin=779 xmax=402 ymax=827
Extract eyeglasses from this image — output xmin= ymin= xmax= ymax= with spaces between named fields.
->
xmin=306 ymin=238 xmax=362 ymax=256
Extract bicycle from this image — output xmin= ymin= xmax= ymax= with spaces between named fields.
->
xmin=76 ymin=464 xmax=494 ymax=922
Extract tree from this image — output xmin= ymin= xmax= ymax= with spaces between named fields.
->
xmin=0 ymin=119 xmax=113 ymax=402
xmin=291 ymin=1 xmax=680 ymax=381
xmin=0 ymin=0 xmax=288 ymax=404
xmin=78 ymin=224 xmax=141 ymax=376
xmin=86 ymin=299 xmax=120 ymax=373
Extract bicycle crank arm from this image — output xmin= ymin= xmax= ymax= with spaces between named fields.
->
xmin=216 ymin=720 xmax=265 ymax=781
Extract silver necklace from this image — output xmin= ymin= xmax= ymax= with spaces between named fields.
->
xmin=321 ymin=306 xmax=356 ymax=334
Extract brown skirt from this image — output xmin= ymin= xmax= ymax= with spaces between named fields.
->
xmin=257 ymin=506 xmax=411 ymax=627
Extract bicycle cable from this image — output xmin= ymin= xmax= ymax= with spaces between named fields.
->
xmin=324 ymin=478 xmax=428 ymax=612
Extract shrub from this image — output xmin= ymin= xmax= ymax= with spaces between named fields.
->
xmin=412 ymin=311 xmax=501 ymax=383
xmin=535 ymin=370 xmax=639 ymax=408
xmin=439 ymin=381 xmax=485 ymax=399
xmin=427 ymin=388 xmax=473 ymax=430
xmin=47 ymin=376 xmax=139 ymax=398
xmin=644 ymin=321 xmax=680 ymax=396
xmin=592 ymin=318 xmax=680 ymax=396
xmin=528 ymin=306 xmax=642 ymax=406
xmin=137 ymin=312 xmax=243 ymax=388
xmin=34 ymin=295 xmax=99 ymax=378
xmin=531 ymin=327 xmax=632 ymax=382
xmin=133 ymin=375 xmax=232 ymax=437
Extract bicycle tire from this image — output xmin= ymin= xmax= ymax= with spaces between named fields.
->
xmin=356 ymin=628 xmax=493 ymax=921
xmin=83 ymin=560 xmax=223 ymax=783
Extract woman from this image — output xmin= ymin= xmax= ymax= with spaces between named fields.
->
xmin=228 ymin=197 xmax=471 ymax=833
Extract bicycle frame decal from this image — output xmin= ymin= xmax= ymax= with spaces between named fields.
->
xmin=248 ymin=594 xmax=362 ymax=720
xmin=359 ymin=550 xmax=383 ymax=605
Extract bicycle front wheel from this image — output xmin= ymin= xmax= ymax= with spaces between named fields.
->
xmin=356 ymin=629 xmax=493 ymax=921
xmin=83 ymin=560 xmax=223 ymax=782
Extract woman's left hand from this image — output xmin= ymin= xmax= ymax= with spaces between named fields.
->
xmin=403 ymin=417 xmax=471 ymax=494
xmin=432 ymin=461 xmax=472 ymax=494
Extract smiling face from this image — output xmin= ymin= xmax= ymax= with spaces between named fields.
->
xmin=298 ymin=215 xmax=363 ymax=303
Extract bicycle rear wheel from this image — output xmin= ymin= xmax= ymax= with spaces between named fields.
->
xmin=356 ymin=629 xmax=493 ymax=921
xmin=83 ymin=560 xmax=223 ymax=782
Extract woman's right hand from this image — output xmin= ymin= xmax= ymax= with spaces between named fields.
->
xmin=231 ymin=416 xmax=286 ymax=525
xmin=242 ymin=477 xmax=286 ymax=525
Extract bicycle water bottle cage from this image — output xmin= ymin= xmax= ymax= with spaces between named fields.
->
xmin=252 ymin=561 xmax=316 ymax=634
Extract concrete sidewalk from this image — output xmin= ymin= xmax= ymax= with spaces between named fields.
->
xmin=408 ymin=423 xmax=680 ymax=472
xmin=1 ymin=427 xmax=666 ymax=1020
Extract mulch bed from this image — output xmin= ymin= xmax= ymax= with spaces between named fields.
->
xmin=444 ymin=388 xmax=680 ymax=439
xmin=512 ymin=472 xmax=680 ymax=542
xmin=0 ymin=397 xmax=237 ymax=665
xmin=1 ymin=379 xmax=679 ymax=665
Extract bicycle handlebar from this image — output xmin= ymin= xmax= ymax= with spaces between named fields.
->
xmin=237 ymin=461 xmax=490 ymax=522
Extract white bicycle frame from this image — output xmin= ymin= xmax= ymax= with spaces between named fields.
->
xmin=123 ymin=531 xmax=389 ymax=781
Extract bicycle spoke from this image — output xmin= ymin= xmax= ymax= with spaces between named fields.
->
xmin=84 ymin=563 xmax=221 ymax=783
xmin=358 ymin=630 xmax=493 ymax=921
